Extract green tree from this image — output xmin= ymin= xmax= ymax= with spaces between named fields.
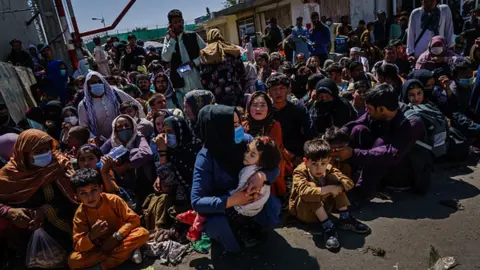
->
xmin=222 ymin=0 xmax=236 ymax=8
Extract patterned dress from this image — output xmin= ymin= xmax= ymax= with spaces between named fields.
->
xmin=199 ymin=55 xmax=246 ymax=106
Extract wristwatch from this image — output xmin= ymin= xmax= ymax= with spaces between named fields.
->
xmin=112 ymin=231 xmax=124 ymax=241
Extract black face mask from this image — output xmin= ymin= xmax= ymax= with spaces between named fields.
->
xmin=315 ymin=99 xmax=334 ymax=114
xmin=0 ymin=114 xmax=8 ymax=125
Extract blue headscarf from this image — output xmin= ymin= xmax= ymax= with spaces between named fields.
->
xmin=46 ymin=60 xmax=68 ymax=101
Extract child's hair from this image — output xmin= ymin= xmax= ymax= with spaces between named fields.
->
xmin=304 ymin=138 xmax=331 ymax=161
xmin=71 ymin=168 xmax=102 ymax=192
xmin=252 ymin=136 xmax=281 ymax=170
xmin=76 ymin=144 xmax=103 ymax=160
xmin=323 ymin=127 xmax=350 ymax=147
xmin=69 ymin=126 xmax=90 ymax=145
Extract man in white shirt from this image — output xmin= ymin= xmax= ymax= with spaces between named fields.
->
xmin=407 ymin=0 xmax=454 ymax=60
xmin=162 ymin=9 xmax=206 ymax=95
xmin=93 ymin=36 xmax=111 ymax=77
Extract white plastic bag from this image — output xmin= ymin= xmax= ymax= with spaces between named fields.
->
xmin=25 ymin=228 xmax=67 ymax=269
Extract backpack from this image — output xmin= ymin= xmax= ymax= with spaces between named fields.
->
xmin=404 ymin=103 xmax=447 ymax=158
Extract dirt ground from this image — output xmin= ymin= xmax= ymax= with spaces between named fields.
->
xmin=122 ymin=158 xmax=480 ymax=270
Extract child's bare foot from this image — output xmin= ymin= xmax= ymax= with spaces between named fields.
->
xmin=130 ymin=249 xmax=142 ymax=264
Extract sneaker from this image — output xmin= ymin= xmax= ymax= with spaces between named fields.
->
xmin=323 ymin=227 xmax=340 ymax=250
xmin=130 ymin=249 xmax=142 ymax=264
xmin=338 ymin=217 xmax=371 ymax=234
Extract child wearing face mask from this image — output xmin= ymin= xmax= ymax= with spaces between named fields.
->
xmin=60 ymin=106 xmax=79 ymax=149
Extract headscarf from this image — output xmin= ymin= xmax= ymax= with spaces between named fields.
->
xmin=197 ymin=105 xmax=245 ymax=177
xmin=401 ymin=79 xmax=424 ymax=104
xmin=43 ymin=100 xmax=64 ymax=139
xmin=46 ymin=60 xmax=68 ymax=98
xmin=0 ymin=129 xmax=76 ymax=204
xmin=163 ymin=116 xmax=193 ymax=148
xmin=408 ymin=69 xmax=435 ymax=86
xmin=62 ymin=106 xmax=78 ymax=118
xmin=82 ymin=71 xmax=120 ymax=136
xmin=73 ymin=59 xmax=91 ymax=79
xmin=200 ymin=28 xmax=241 ymax=65
xmin=110 ymin=114 xmax=139 ymax=150
xmin=244 ymin=91 xmax=275 ymax=137
xmin=0 ymin=133 xmax=18 ymax=160
xmin=153 ymin=72 xmax=174 ymax=99
xmin=184 ymin=90 xmax=215 ymax=136
xmin=416 ymin=36 xmax=457 ymax=68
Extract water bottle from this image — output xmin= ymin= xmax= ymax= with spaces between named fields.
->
xmin=96 ymin=146 xmax=128 ymax=168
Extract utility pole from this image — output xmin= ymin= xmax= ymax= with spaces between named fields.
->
xmin=35 ymin=0 xmax=68 ymax=66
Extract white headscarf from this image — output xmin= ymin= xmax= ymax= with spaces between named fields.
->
xmin=110 ymin=114 xmax=139 ymax=150
xmin=82 ymin=71 xmax=120 ymax=135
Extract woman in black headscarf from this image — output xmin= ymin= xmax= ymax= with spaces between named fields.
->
xmin=43 ymin=100 xmax=64 ymax=140
xmin=191 ymin=105 xmax=280 ymax=253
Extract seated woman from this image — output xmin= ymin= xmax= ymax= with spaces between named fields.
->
xmin=0 ymin=130 xmax=77 ymax=257
xmin=100 ymin=115 xmax=154 ymax=200
xmin=242 ymin=91 xmax=289 ymax=196
xmin=191 ymin=105 xmax=280 ymax=253
xmin=148 ymin=116 xmax=202 ymax=233
xmin=416 ymin=36 xmax=463 ymax=71
xmin=183 ymin=90 xmax=216 ymax=138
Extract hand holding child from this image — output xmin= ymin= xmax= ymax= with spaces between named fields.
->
xmin=227 ymin=186 xmax=254 ymax=208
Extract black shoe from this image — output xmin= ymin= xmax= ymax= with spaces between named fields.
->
xmin=323 ymin=227 xmax=340 ymax=250
xmin=339 ymin=216 xmax=371 ymax=234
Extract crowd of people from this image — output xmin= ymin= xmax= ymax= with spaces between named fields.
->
xmin=1 ymin=1 xmax=480 ymax=269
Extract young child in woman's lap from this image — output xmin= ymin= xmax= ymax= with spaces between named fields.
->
xmin=289 ymin=138 xmax=370 ymax=251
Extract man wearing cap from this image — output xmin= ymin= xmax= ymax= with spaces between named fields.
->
xmin=7 ymin=39 xmax=34 ymax=69
xmin=308 ymin=78 xmax=356 ymax=135
xmin=373 ymin=10 xmax=391 ymax=49
xmin=349 ymin=47 xmax=369 ymax=72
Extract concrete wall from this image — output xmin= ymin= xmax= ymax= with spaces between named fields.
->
xmin=350 ymin=0 xmax=376 ymax=27
xmin=0 ymin=0 xmax=40 ymax=61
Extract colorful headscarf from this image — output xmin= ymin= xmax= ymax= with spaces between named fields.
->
xmin=82 ymin=71 xmax=120 ymax=136
xmin=0 ymin=129 xmax=76 ymax=204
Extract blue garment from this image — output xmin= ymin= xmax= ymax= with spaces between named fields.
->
xmin=191 ymin=146 xmax=280 ymax=253
xmin=46 ymin=60 xmax=68 ymax=102
xmin=309 ymin=25 xmax=331 ymax=57
xmin=291 ymin=26 xmax=310 ymax=64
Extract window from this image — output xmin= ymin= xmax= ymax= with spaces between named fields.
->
xmin=237 ymin=17 xmax=255 ymax=39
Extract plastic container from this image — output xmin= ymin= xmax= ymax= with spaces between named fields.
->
xmin=96 ymin=145 xmax=128 ymax=168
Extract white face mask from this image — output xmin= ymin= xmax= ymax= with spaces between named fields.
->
xmin=64 ymin=116 xmax=78 ymax=125
xmin=430 ymin=46 xmax=444 ymax=55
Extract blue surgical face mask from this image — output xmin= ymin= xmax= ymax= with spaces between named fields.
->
xmin=167 ymin=134 xmax=177 ymax=148
xmin=234 ymin=126 xmax=245 ymax=144
xmin=90 ymin=83 xmax=105 ymax=96
xmin=118 ymin=129 xmax=133 ymax=143
xmin=60 ymin=69 xmax=67 ymax=77
xmin=459 ymin=77 xmax=474 ymax=87
xmin=33 ymin=151 xmax=52 ymax=167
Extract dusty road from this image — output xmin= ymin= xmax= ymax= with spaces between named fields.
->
xmin=124 ymin=159 xmax=480 ymax=270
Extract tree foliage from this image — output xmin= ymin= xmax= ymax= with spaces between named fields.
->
xmin=222 ymin=0 xmax=236 ymax=8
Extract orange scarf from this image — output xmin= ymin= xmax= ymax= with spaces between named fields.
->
xmin=0 ymin=129 xmax=76 ymax=204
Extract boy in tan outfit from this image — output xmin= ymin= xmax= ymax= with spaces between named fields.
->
xmin=289 ymin=138 xmax=370 ymax=250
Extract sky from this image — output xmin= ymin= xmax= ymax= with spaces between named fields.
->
xmin=70 ymin=0 xmax=225 ymax=33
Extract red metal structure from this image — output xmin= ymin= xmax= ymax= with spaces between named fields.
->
xmin=68 ymin=0 xmax=137 ymax=38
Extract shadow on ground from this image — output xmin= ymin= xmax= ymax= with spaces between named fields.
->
xmin=188 ymin=230 xmax=320 ymax=270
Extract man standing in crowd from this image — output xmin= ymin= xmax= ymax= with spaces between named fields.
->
xmin=309 ymin=12 xmax=331 ymax=66
xmin=127 ymin=34 xmax=146 ymax=58
xmin=292 ymin=16 xmax=310 ymax=64
xmin=6 ymin=39 xmax=33 ymax=69
xmin=372 ymin=45 xmax=410 ymax=77
xmin=407 ymin=0 xmax=454 ymax=59
xmin=93 ymin=36 xmax=111 ymax=77
xmin=334 ymin=84 xmax=425 ymax=203
xmin=373 ymin=10 xmax=391 ymax=49
xmin=162 ymin=9 xmax=206 ymax=95
xmin=355 ymin=20 xmax=367 ymax=38
xmin=263 ymin=17 xmax=283 ymax=53
xmin=462 ymin=8 xmax=480 ymax=56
